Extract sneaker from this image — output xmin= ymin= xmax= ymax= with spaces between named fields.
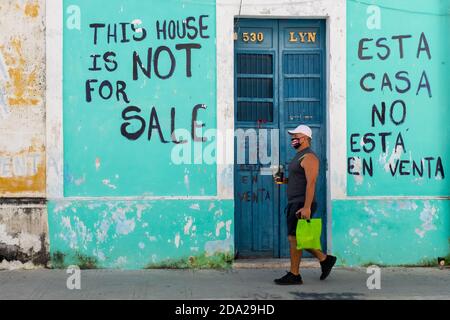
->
xmin=274 ymin=272 xmax=303 ymax=285
xmin=320 ymin=255 xmax=337 ymax=280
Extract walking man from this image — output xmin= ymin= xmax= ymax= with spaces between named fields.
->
xmin=274 ymin=125 xmax=336 ymax=285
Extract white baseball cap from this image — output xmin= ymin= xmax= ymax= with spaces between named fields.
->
xmin=288 ymin=125 xmax=312 ymax=139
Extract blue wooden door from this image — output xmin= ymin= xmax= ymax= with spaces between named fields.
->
xmin=234 ymin=19 xmax=327 ymax=258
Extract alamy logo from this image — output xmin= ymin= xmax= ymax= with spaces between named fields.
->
xmin=66 ymin=265 xmax=81 ymax=290
xmin=366 ymin=265 xmax=381 ymax=290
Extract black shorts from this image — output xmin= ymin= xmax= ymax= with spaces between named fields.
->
xmin=286 ymin=202 xmax=318 ymax=236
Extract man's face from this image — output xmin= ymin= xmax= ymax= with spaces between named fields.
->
xmin=290 ymin=133 xmax=307 ymax=149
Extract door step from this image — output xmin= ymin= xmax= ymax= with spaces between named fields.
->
xmin=232 ymin=258 xmax=319 ymax=269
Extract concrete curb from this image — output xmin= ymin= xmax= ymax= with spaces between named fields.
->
xmin=232 ymin=258 xmax=320 ymax=269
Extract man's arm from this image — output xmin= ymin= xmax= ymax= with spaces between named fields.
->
xmin=296 ymin=154 xmax=319 ymax=219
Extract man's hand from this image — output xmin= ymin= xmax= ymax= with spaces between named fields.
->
xmin=274 ymin=177 xmax=288 ymax=184
xmin=296 ymin=207 xmax=311 ymax=220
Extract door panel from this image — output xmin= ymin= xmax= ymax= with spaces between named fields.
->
xmin=234 ymin=20 xmax=279 ymax=258
xmin=234 ymin=19 xmax=327 ymax=258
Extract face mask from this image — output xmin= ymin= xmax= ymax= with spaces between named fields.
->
xmin=291 ymin=138 xmax=302 ymax=149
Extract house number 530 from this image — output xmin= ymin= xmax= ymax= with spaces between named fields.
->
xmin=242 ymin=32 xmax=264 ymax=42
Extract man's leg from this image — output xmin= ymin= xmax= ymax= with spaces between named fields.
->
xmin=306 ymin=249 xmax=327 ymax=262
xmin=274 ymin=204 xmax=304 ymax=285
xmin=274 ymin=236 xmax=304 ymax=285
xmin=306 ymin=249 xmax=337 ymax=280
xmin=288 ymin=235 xmax=302 ymax=275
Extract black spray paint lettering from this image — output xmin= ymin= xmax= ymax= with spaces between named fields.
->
xmin=85 ymin=16 xmax=212 ymax=145
xmin=120 ymin=104 xmax=208 ymax=143
xmin=85 ymin=79 xmax=130 ymax=103
xmin=241 ymin=175 xmax=259 ymax=184
xmin=388 ymin=157 xmax=445 ymax=178
xmin=349 ymin=131 xmax=405 ymax=154
xmin=360 ymin=71 xmax=431 ymax=98
xmin=348 ymin=30 xmax=444 ymax=181
xmin=371 ymin=100 xmax=407 ymax=127
xmin=238 ymin=188 xmax=271 ymax=203
xmin=358 ymin=33 xmax=432 ymax=97
xmin=156 ymin=15 xmax=210 ymax=40
xmin=171 ymin=108 xmax=187 ymax=144
xmin=120 ymin=106 xmax=146 ymax=140
xmin=358 ymin=33 xmax=431 ymax=61
xmin=89 ymin=22 xmax=147 ymax=45
xmin=88 ymin=52 xmax=118 ymax=72
xmin=347 ymin=157 xmax=374 ymax=177
xmin=132 ymin=44 xmax=202 ymax=80
xmin=192 ymin=104 xmax=207 ymax=142
xmin=348 ymin=156 xmax=445 ymax=179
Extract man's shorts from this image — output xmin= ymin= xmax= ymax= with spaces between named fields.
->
xmin=286 ymin=201 xmax=318 ymax=236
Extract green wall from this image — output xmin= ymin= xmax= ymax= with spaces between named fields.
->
xmin=347 ymin=0 xmax=449 ymax=196
xmin=63 ymin=0 xmax=217 ymax=197
xmin=332 ymin=199 xmax=450 ymax=266
xmin=52 ymin=0 xmax=229 ymax=270
xmin=335 ymin=0 xmax=450 ymax=266
xmin=48 ymin=200 xmax=234 ymax=269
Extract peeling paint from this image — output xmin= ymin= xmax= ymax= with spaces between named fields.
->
xmin=174 ymin=233 xmax=181 ymax=248
xmin=96 ymin=220 xmax=110 ymax=243
xmin=333 ymin=200 xmax=450 ymax=266
xmin=24 ymin=1 xmax=40 ymax=18
xmin=225 ymin=220 xmax=232 ymax=238
xmin=215 ymin=221 xmax=225 ymax=237
xmin=0 ymin=1 xmax=46 ymax=197
xmin=0 ymin=163 xmax=45 ymax=194
xmin=384 ymin=146 xmax=404 ymax=173
xmin=48 ymin=200 xmax=234 ymax=269
xmin=352 ymin=157 xmax=364 ymax=185
xmin=115 ymin=256 xmax=127 ymax=267
xmin=93 ymin=249 xmax=106 ymax=261
xmin=95 ymin=157 xmax=101 ymax=170
xmin=0 ymin=259 xmax=40 ymax=270
xmin=189 ymin=203 xmax=200 ymax=210
xmin=205 ymin=238 xmax=233 ymax=257
xmin=415 ymin=201 xmax=438 ymax=238
xmin=184 ymin=217 xmax=194 ymax=235
xmin=0 ymin=224 xmax=19 ymax=248
xmin=102 ymin=179 xmax=117 ymax=190
xmin=0 ymin=206 xmax=48 ymax=266
xmin=115 ymin=216 xmax=135 ymax=236
xmin=0 ymin=37 xmax=41 ymax=107
xmin=348 ymin=228 xmax=363 ymax=246
xmin=184 ymin=171 xmax=190 ymax=192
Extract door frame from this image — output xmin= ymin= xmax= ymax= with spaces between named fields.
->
xmin=233 ymin=18 xmax=328 ymax=258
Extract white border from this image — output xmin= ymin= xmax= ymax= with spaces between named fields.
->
xmin=46 ymin=0 xmax=63 ymax=199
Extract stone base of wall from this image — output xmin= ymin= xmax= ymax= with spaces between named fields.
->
xmin=0 ymin=200 xmax=49 ymax=268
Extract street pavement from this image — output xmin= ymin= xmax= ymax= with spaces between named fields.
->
xmin=0 ymin=266 xmax=449 ymax=300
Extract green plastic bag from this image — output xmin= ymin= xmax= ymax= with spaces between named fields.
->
xmin=296 ymin=218 xmax=322 ymax=250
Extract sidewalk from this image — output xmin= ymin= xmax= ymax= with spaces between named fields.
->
xmin=0 ymin=266 xmax=449 ymax=300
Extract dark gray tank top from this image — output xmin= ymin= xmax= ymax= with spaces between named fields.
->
xmin=287 ymin=147 xmax=316 ymax=204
